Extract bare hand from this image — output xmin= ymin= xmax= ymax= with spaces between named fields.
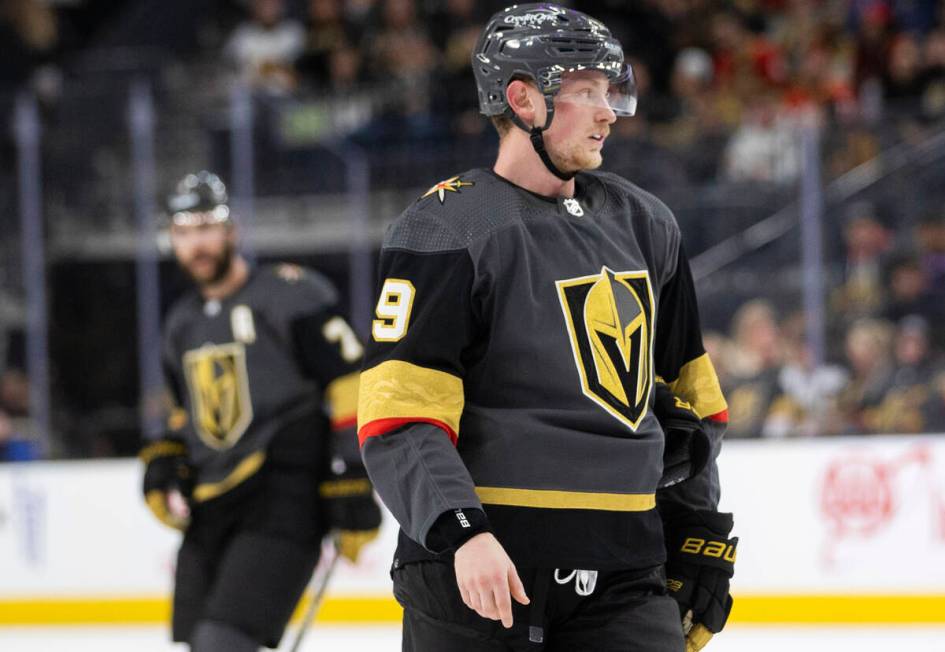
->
xmin=454 ymin=532 xmax=529 ymax=628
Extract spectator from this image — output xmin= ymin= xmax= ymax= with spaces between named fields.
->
xmin=836 ymin=317 xmax=895 ymax=433
xmin=831 ymin=200 xmax=893 ymax=320
xmin=919 ymin=28 xmax=945 ymax=120
xmin=865 ymin=316 xmax=937 ymax=433
xmin=0 ymin=0 xmax=57 ymax=80
xmin=364 ymin=0 xmax=436 ymax=87
xmin=764 ymin=312 xmax=848 ymax=437
xmin=722 ymin=91 xmax=803 ymax=183
xmin=296 ymin=0 xmax=356 ymax=87
xmin=884 ymin=33 xmax=925 ymax=105
xmin=882 ymin=253 xmax=938 ymax=325
xmin=224 ymin=0 xmax=305 ymax=95
xmin=725 ymin=300 xmax=785 ymax=438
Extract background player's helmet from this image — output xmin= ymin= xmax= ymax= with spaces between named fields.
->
xmin=472 ymin=3 xmax=637 ymax=119
xmin=166 ymin=171 xmax=230 ymax=226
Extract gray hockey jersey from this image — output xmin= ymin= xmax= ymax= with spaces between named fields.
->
xmin=359 ymin=169 xmax=727 ymax=569
xmin=162 ymin=264 xmax=362 ymax=502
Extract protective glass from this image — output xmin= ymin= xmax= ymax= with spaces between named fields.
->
xmin=554 ymin=63 xmax=637 ymax=117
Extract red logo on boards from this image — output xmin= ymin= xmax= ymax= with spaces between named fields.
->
xmin=819 ymin=443 xmax=945 ymax=563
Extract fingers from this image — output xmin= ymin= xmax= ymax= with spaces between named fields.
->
xmin=493 ymin=581 xmax=513 ymax=628
xmin=457 ymin=571 xmax=512 ymax=626
xmin=508 ymin=567 xmax=530 ymax=606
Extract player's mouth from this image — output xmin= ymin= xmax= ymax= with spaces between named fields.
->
xmin=589 ymin=132 xmax=608 ymax=144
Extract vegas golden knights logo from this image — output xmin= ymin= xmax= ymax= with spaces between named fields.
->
xmin=556 ymin=267 xmax=655 ymax=431
xmin=183 ymin=343 xmax=253 ymax=449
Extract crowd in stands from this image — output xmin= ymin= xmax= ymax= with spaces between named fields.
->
xmin=715 ymin=205 xmax=945 ymax=437
xmin=3 ymin=0 xmax=945 ymax=451
xmin=197 ymin=0 xmax=945 ymax=182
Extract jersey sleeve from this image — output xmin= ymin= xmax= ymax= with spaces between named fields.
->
xmin=159 ymin=322 xmax=189 ymax=441
xmin=358 ymin=210 xmax=485 ymax=551
xmin=273 ymin=265 xmax=365 ymax=463
xmin=654 ymin=240 xmax=729 ymax=515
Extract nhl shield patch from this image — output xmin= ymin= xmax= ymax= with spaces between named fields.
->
xmin=183 ymin=342 xmax=253 ymax=449
xmin=556 ymin=266 xmax=655 ymax=431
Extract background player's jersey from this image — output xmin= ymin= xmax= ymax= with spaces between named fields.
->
xmin=359 ymin=168 xmax=727 ymax=569
xmin=162 ymin=264 xmax=362 ymax=502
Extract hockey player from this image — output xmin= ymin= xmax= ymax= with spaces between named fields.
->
xmin=358 ymin=5 xmax=735 ymax=651
xmin=140 ymin=171 xmax=381 ymax=652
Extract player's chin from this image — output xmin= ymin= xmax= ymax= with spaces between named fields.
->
xmin=184 ymin=261 xmax=218 ymax=283
xmin=574 ymin=151 xmax=604 ymax=171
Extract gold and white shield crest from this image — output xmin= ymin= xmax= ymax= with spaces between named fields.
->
xmin=556 ymin=266 xmax=655 ymax=431
xmin=183 ymin=342 xmax=253 ymax=449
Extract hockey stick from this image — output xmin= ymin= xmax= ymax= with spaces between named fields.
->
xmin=288 ymin=541 xmax=341 ymax=652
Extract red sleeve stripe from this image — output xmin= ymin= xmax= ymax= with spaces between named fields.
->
xmin=708 ymin=409 xmax=729 ymax=424
xmin=331 ymin=415 xmax=358 ymax=431
xmin=358 ymin=417 xmax=458 ymax=447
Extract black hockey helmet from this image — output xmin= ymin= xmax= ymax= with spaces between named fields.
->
xmin=471 ymin=4 xmax=636 ymax=180
xmin=166 ymin=171 xmax=230 ymax=226
xmin=472 ymin=4 xmax=637 ymax=119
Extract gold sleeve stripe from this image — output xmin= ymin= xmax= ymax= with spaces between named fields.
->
xmin=357 ymin=360 xmax=464 ymax=436
xmin=326 ymin=371 xmax=360 ymax=425
xmin=192 ymin=451 xmax=266 ymax=503
xmin=665 ymin=353 xmax=728 ymax=420
xmin=475 ymin=486 xmax=656 ymax=512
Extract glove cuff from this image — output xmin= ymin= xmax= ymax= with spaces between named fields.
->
xmin=139 ymin=438 xmax=187 ymax=464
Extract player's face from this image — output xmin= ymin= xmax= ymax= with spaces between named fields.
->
xmin=545 ymin=71 xmax=618 ymax=172
xmin=169 ymin=221 xmax=236 ymax=286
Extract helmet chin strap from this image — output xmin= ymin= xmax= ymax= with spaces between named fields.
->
xmin=510 ymin=109 xmax=576 ymax=182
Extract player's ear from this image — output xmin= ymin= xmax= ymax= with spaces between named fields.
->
xmin=506 ymin=79 xmax=539 ymax=128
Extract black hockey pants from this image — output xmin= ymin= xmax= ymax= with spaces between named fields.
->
xmin=394 ymin=560 xmax=685 ymax=652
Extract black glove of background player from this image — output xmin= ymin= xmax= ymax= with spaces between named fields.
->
xmin=653 ymin=382 xmax=710 ymax=488
xmin=319 ymin=463 xmax=382 ymax=563
xmin=663 ymin=510 xmax=737 ymax=652
xmin=140 ymin=437 xmax=193 ymax=531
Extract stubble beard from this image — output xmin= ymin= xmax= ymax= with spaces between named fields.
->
xmin=550 ymin=140 xmax=604 ymax=174
xmin=181 ymin=242 xmax=234 ymax=288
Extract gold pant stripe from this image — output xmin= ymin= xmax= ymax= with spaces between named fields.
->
xmin=475 ymin=486 xmax=656 ymax=511
xmin=326 ymin=371 xmax=360 ymax=423
xmin=666 ymin=353 xmax=728 ymax=419
xmin=192 ymin=450 xmax=266 ymax=503
xmin=358 ymin=360 xmax=464 ymax=436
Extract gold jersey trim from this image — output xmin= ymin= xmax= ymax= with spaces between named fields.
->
xmin=663 ymin=353 xmax=727 ymax=419
xmin=326 ymin=371 xmax=360 ymax=424
xmin=358 ymin=360 xmax=464 ymax=436
xmin=192 ymin=450 xmax=266 ymax=503
xmin=475 ymin=486 xmax=656 ymax=512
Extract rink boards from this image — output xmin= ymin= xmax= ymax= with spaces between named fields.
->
xmin=1 ymin=436 xmax=944 ymax=625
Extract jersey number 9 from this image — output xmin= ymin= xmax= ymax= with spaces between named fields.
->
xmin=372 ymin=278 xmax=415 ymax=342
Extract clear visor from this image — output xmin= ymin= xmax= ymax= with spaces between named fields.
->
xmin=553 ymin=63 xmax=637 ymax=117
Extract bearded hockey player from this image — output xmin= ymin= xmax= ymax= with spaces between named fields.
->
xmin=139 ymin=171 xmax=381 ymax=652
xmin=358 ymin=4 xmax=736 ymax=651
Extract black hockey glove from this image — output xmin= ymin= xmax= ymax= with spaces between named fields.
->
xmin=663 ymin=510 xmax=737 ymax=652
xmin=653 ymin=382 xmax=710 ymax=489
xmin=319 ymin=463 xmax=382 ymax=563
xmin=140 ymin=438 xmax=193 ymax=531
